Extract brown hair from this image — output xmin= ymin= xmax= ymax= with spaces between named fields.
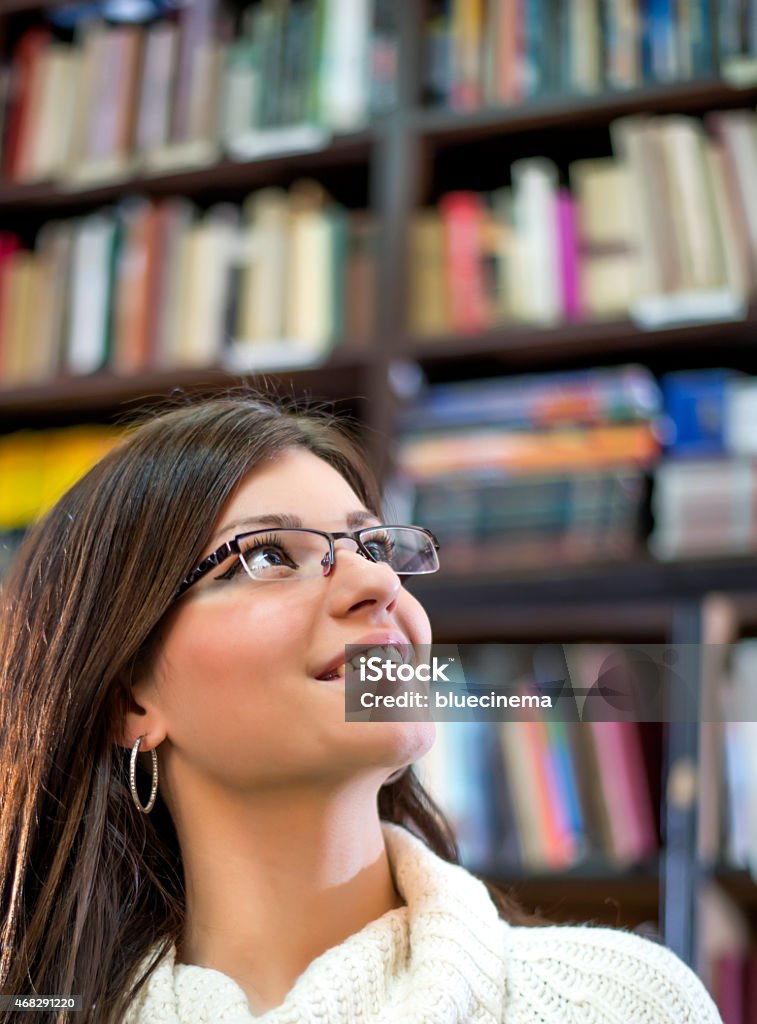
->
xmin=0 ymin=392 xmax=546 ymax=1024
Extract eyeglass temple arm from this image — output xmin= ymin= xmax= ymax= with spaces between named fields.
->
xmin=178 ymin=539 xmax=239 ymax=594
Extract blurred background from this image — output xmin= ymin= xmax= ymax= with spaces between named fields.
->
xmin=0 ymin=0 xmax=756 ymax=1017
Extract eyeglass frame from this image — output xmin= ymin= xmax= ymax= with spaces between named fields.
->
xmin=176 ymin=524 xmax=441 ymax=597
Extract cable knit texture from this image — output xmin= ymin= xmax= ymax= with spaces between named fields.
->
xmin=122 ymin=821 xmax=723 ymax=1023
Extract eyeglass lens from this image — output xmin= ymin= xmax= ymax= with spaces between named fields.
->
xmin=237 ymin=527 xmax=438 ymax=581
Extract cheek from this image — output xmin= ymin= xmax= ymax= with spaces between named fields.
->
xmin=154 ymin=595 xmax=312 ymax=724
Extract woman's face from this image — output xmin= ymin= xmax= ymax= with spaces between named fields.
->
xmin=134 ymin=447 xmax=435 ymax=792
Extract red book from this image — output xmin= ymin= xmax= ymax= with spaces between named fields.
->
xmin=0 ymin=232 xmax=21 ymax=378
xmin=494 ymin=0 xmax=522 ymax=104
xmin=2 ymin=27 xmax=51 ymax=180
xmin=745 ymin=948 xmax=757 ymax=1024
xmin=438 ymin=191 xmax=490 ymax=334
xmin=714 ymin=951 xmax=746 ymax=1024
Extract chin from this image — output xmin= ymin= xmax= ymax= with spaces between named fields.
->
xmin=351 ymin=718 xmax=437 ymax=770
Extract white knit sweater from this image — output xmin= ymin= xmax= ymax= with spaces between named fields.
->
xmin=123 ymin=821 xmax=723 ymax=1023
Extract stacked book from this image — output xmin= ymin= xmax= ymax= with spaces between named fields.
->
xmin=424 ymin=0 xmax=754 ymax=110
xmin=651 ymin=369 xmax=757 ymax=559
xmin=0 ymin=186 xmax=376 ymax=387
xmin=410 ymin=108 xmax=756 ymax=335
xmin=0 ymin=0 xmax=396 ymax=186
xmin=393 ymin=364 xmax=662 ymax=572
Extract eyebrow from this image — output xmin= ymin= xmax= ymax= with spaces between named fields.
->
xmin=209 ymin=509 xmax=380 ymax=546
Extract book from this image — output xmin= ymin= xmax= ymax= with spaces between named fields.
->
xmin=173 ymin=203 xmax=240 ymax=368
xmin=134 ymin=21 xmax=179 ymax=159
xmin=236 ymin=187 xmax=291 ymax=347
xmin=66 ymin=211 xmax=118 ymax=375
xmin=555 ymin=188 xmax=582 ymax=321
xmin=707 ymin=110 xmax=757 ymax=290
xmin=570 ymin=157 xmax=641 ymax=316
xmin=439 ymin=191 xmax=490 ymax=333
xmin=396 ymin=422 xmax=660 ymax=478
xmin=25 ymin=43 xmax=78 ymax=182
xmin=0 ymin=232 xmax=21 ymax=381
xmin=509 ymin=158 xmax=561 ymax=324
xmin=3 ymin=27 xmax=51 ymax=181
xmin=409 ymin=209 xmax=449 ymax=336
xmin=660 ymin=369 xmax=735 ymax=456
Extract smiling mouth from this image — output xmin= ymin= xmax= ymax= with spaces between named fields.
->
xmin=315 ymin=644 xmax=409 ymax=681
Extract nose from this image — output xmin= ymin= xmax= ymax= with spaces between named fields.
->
xmin=323 ymin=537 xmax=402 ymax=614
xmin=321 ymin=536 xmax=374 ymax=574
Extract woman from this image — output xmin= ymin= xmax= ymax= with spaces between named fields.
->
xmin=0 ymin=394 xmax=722 ymax=1024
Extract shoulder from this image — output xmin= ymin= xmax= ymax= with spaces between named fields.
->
xmin=502 ymin=923 xmax=723 ymax=1023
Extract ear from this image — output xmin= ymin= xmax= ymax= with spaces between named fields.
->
xmin=113 ymin=671 xmax=167 ymax=752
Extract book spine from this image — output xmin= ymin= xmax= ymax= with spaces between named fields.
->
xmin=556 ymin=189 xmax=583 ymax=320
xmin=439 ymin=192 xmax=490 ymax=333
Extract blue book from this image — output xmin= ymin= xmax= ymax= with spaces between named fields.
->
xmin=689 ymin=0 xmax=715 ymax=75
xmin=399 ymin=366 xmax=661 ymax=434
xmin=546 ymin=719 xmax=586 ymax=854
xmin=640 ymin=0 xmax=677 ymax=81
xmin=660 ymin=369 xmax=738 ymax=456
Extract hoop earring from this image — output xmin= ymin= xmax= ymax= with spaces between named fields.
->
xmin=130 ymin=734 xmax=159 ymax=814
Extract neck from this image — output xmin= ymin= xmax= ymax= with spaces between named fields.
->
xmin=171 ymin=773 xmax=404 ymax=1015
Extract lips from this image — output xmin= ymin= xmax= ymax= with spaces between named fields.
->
xmin=314 ymin=634 xmax=412 ymax=681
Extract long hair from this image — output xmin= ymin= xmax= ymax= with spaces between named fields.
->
xmin=0 ymin=393 xmax=546 ymax=1024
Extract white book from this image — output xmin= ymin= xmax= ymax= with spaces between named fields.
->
xmin=286 ymin=207 xmax=332 ymax=351
xmin=725 ymin=378 xmax=757 ymax=456
xmin=719 ymin=112 xmax=757 ymax=284
xmin=509 ymin=158 xmax=561 ymax=325
xmin=31 ymin=46 xmax=78 ymax=181
xmin=703 ymin=139 xmax=751 ymax=298
xmin=658 ymin=116 xmax=727 ymax=291
xmin=66 ymin=212 xmax=116 ymax=375
xmin=135 ymin=22 xmax=178 ymax=156
xmin=175 ymin=204 xmax=239 ymax=368
xmin=235 ymin=188 xmax=290 ymax=346
xmin=318 ymin=0 xmax=373 ymax=130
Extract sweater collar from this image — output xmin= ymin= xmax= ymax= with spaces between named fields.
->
xmin=125 ymin=821 xmax=509 ymax=1024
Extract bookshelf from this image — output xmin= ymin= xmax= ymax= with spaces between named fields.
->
xmin=1 ymin=0 xmax=757 ymax=1008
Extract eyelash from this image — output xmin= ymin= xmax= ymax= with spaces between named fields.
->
xmin=214 ymin=533 xmax=283 ymax=581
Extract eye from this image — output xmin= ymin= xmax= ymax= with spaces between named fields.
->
xmin=363 ymin=532 xmax=395 ymax=563
xmin=216 ymin=533 xmax=299 ymax=581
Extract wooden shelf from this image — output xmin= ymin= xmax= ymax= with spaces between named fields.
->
xmin=414 ymin=80 xmax=757 ymax=145
xmin=408 ymin=555 xmax=757 ymax=639
xmin=0 ymin=350 xmax=375 ymax=423
xmin=713 ymin=866 xmax=757 ymax=911
xmin=401 ymin=312 xmax=757 ymax=369
xmin=2 ymin=311 xmax=754 ymax=426
xmin=0 ymin=130 xmax=374 ymax=214
xmin=0 ymin=0 xmax=72 ymax=13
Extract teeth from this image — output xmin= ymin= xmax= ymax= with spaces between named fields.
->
xmin=347 ymin=644 xmax=408 ymax=672
xmin=318 ymin=644 xmax=412 ymax=681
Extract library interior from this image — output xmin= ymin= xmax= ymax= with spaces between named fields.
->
xmin=0 ymin=0 xmax=756 ymax=1020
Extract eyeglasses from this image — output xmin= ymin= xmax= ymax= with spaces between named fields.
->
xmin=177 ymin=525 xmax=441 ymax=597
